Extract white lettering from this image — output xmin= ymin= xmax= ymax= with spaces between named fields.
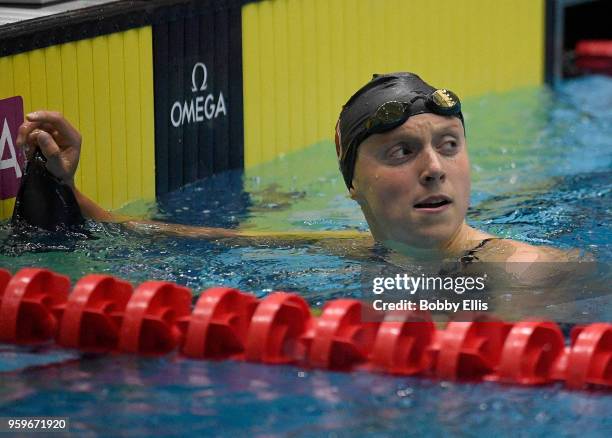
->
xmin=170 ymin=62 xmax=228 ymax=128
xmin=170 ymin=102 xmax=182 ymax=128
xmin=0 ymin=118 xmax=22 ymax=178
xmin=373 ymin=300 xmax=417 ymax=311
xmin=183 ymin=100 xmax=196 ymax=125
xmin=191 ymin=62 xmax=208 ymax=92
xmin=214 ymin=92 xmax=227 ymax=118
xmin=204 ymin=94 xmax=215 ymax=120
xmin=372 ymin=277 xmax=384 ymax=294
xmin=195 ymin=96 xmax=204 ymax=122
xmin=419 ymin=300 xmax=461 ymax=313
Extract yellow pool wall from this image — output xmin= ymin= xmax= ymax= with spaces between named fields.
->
xmin=0 ymin=27 xmax=156 ymax=219
xmin=242 ymin=0 xmax=545 ymax=168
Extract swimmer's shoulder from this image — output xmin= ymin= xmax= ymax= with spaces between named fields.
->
xmin=463 ymin=236 xmax=593 ymax=286
xmin=505 ymin=240 xmax=594 ymax=262
xmin=474 ymin=237 xmax=592 ymax=263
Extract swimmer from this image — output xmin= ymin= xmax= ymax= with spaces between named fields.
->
xmin=15 ymin=72 xmax=579 ymax=264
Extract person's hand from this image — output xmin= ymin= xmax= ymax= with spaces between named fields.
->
xmin=15 ymin=111 xmax=82 ymax=186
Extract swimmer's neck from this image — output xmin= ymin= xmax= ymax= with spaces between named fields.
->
xmin=377 ymin=222 xmax=490 ymax=260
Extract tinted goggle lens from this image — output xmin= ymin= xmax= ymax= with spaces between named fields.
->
xmin=364 ymin=101 xmax=408 ymax=131
xmin=426 ymin=88 xmax=461 ymax=115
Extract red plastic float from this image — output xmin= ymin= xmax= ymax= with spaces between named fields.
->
xmin=0 ymin=267 xmax=610 ymax=391
xmin=0 ymin=269 xmax=10 ymax=296
xmin=433 ymin=318 xmax=511 ymax=381
xmin=118 ymin=281 xmax=192 ymax=355
xmin=307 ymin=299 xmax=379 ymax=370
xmin=57 ymin=274 xmax=132 ymax=351
xmin=565 ymin=323 xmax=612 ymax=389
xmin=370 ymin=310 xmax=435 ymax=375
xmin=494 ymin=321 xmax=565 ymax=385
xmin=0 ymin=268 xmax=69 ymax=344
xmin=244 ymin=292 xmax=312 ymax=364
xmin=181 ymin=287 xmax=257 ymax=359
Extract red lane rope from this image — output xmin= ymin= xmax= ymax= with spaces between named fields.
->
xmin=0 ymin=267 xmax=610 ymax=390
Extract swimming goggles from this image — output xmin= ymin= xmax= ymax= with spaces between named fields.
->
xmin=363 ymin=89 xmax=463 ymax=134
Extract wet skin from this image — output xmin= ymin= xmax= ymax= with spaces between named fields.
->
xmin=349 ymin=113 xmax=486 ymax=255
xmin=15 ymin=111 xmax=579 ymax=265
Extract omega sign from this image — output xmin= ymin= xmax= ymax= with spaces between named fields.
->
xmin=170 ymin=62 xmax=227 ymax=128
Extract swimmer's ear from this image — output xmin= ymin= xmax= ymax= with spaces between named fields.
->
xmin=348 ymin=180 xmax=363 ymax=203
xmin=334 ymin=120 xmax=342 ymax=160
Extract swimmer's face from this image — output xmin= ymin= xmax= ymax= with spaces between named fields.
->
xmin=350 ymin=113 xmax=470 ymax=248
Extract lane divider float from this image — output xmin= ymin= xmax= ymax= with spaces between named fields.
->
xmin=0 ymin=267 xmax=610 ymax=390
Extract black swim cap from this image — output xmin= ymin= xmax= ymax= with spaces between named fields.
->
xmin=335 ymin=72 xmax=465 ymax=189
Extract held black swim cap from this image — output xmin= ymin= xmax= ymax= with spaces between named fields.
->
xmin=335 ymin=72 xmax=465 ymax=189
xmin=11 ymin=149 xmax=85 ymax=232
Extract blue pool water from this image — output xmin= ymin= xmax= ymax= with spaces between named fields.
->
xmin=0 ymin=76 xmax=611 ymax=436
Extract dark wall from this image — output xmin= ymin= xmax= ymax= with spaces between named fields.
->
xmin=564 ymin=0 xmax=611 ymax=51
xmin=545 ymin=0 xmax=611 ymax=84
xmin=153 ymin=1 xmax=244 ymax=195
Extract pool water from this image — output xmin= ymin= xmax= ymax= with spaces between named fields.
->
xmin=0 ymin=75 xmax=611 ymax=437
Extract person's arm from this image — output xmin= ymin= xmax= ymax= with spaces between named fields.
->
xmin=70 ymin=172 xmax=367 ymax=241
xmin=73 ymin=185 xmax=368 ymax=241
xmin=68 ymin=182 xmax=368 ymax=241
xmin=69 ymin=184 xmax=120 ymax=223
xmin=16 ymin=110 xmax=370 ymax=243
